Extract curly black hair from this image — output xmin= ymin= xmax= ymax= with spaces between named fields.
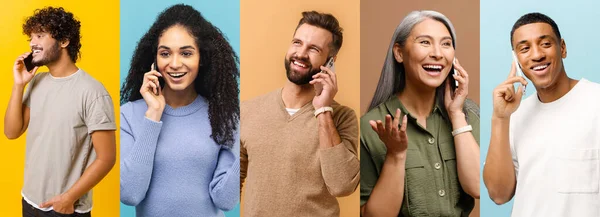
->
xmin=22 ymin=6 xmax=82 ymax=63
xmin=120 ymin=4 xmax=240 ymax=148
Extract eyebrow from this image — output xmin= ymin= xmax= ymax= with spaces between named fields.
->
xmin=158 ymin=45 xmax=196 ymax=50
xmin=415 ymin=35 xmax=453 ymax=41
xmin=516 ymin=34 xmax=554 ymax=46
xmin=292 ymin=37 xmax=324 ymax=51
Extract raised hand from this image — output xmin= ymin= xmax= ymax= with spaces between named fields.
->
xmin=141 ymin=63 xmax=166 ymax=122
xmin=13 ymin=52 xmax=38 ymax=86
xmin=369 ymin=108 xmax=409 ymax=156
xmin=445 ymin=58 xmax=469 ymax=117
xmin=492 ymin=61 xmax=528 ymax=119
xmin=310 ymin=65 xmax=337 ymax=109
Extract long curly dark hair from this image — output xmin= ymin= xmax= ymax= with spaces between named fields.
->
xmin=120 ymin=4 xmax=239 ymax=148
xmin=22 ymin=6 xmax=82 ymax=63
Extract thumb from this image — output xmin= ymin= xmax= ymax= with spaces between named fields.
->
xmin=40 ymin=199 xmax=53 ymax=208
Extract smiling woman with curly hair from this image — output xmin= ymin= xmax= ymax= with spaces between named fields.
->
xmin=119 ymin=4 xmax=240 ymax=217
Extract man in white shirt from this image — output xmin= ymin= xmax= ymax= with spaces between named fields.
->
xmin=483 ymin=12 xmax=600 ymax=217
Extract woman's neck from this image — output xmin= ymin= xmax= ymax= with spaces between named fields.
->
xmin=163 ymin=86 xmax=198 ymax=109
xmin=398 ymin=80 xmax=437 ymax=118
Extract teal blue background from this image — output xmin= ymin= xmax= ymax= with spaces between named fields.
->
xmin=119 ymin=0 xmax=240 ymax=216
xmin=480 ymin=0 xmax=600 ymax=216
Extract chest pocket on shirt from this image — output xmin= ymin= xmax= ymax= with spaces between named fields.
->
xmin=556 ymin=148 xmax=599 ymax=193
xmin=401 ymin=148 xmax=430 ymax=217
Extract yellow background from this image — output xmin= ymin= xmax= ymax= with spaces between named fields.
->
xmin=240 ymin=0 xmax=360 ymax=216
xmin=0 ymin=1 xmax=120 ymax=216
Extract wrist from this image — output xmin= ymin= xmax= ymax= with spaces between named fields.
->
xmin=13 ymin=83 xmax=25 ymax=90
xmin=314 ymin=106 xmax=333 ymax=118
xmin=448 ymin=111 xmax=465 ymax=121
xmin=62 ymin=191 xmax=77 ymax=204
xmin=145 ymin=109 xmax=162 ymax=122
xmin=386 ymin=151 xmax=407 ymax=163
xmin=492 ymin=115 xmax=510 ymax=124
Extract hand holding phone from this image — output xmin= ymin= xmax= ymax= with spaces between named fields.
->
xmin=491 ymin=54 xmax=528 ymax=119
xmin=310 ymin=57 xmax=338 ymax=109
xmin=141 ymin=62 xmax=166 ymax=121
xmin=314 ymin=57 xmax=335 ymax=96
xmin=12 ymin=52 xmax=38 ymax=86
xmin=24 ymin=53 xmax=35 ymax=72
xmin=511 ymin=51 xmax=527 ymax=95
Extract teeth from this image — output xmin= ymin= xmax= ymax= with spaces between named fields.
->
xmin=33 ymin=50 xmax=41 ymax=54
xmin=293 ymin=60 xmax=306 ymax=68
xmin=423 ymin=65 xmax=442 ymax=70
xmin=533 ymin=64 xmax=548 ymax=70
xmin=169 ymin=73 xmax=186 ymax=77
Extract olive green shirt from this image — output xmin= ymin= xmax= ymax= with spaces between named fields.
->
xmin=360 ymin=96 xmax=480 ymax=217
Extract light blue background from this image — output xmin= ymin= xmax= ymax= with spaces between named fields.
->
xmin=480 ymin=0 xmax=600 ymax=216
xmin=119 ymin=0 xmax=240 ymax=216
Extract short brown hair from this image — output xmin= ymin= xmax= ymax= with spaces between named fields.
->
xmin=295 ymin=11 xmax=343 ymax=57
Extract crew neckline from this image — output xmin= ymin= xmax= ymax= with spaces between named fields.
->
xmin=48 ymin=68 xmax=82 ymax=81
xmin=163 ymin=95 xmax=207 ymax=116
xmin=534 ymin=78 xmax=587 ymax=110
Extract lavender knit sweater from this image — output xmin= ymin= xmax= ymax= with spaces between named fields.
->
xmin=120 ymin=96 xmax=239 ymax=217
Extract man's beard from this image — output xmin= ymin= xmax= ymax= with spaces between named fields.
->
xmin=284 ymin=57 xmax=321 ymax=85
xmin=32 ymin=41 xmax=61 ymax=66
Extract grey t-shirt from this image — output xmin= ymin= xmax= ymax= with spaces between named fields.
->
xmin=21 ymin=69 xmax=116 ymax=213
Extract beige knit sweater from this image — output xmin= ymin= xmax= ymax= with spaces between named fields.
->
xmin=241 ymin=88 xmax=360 ymax=217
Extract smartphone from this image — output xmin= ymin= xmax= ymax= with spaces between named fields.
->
xmin=153 ymin=59 xmax=165 ymax=89
xmin=24 ymin=53 xmax=35 ymax=72
xmin=314 ymin=57 xmax=335 ymax=96
xmin=452 ymin=57 xmax=458 ymax=88
xmin=511 ymin=51 xmax=527 ymax=94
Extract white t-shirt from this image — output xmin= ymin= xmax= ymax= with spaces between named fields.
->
xmin=286 ymin=108 xmax=300 ymax=116
xmin=510 ymin=78 xmax=600 ymax=217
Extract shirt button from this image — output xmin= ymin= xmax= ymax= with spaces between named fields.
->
xmin=434 ymin=163 xmax=441 ymax=170
xmin=428 ymin=137 xmax=435 ymax=144
xmin=439 ymin=189 xmax=446 ymax=197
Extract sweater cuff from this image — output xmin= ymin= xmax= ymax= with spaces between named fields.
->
xmin=129 ymin=117 xmax=163 ymax=164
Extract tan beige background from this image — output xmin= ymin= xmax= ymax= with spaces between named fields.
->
xmin=360 ymin=0 xmax=480 ymax=216
xmin=360 ymin=0 xmax=480 ymax=115
xmin=240 ymin=0 xmax=360 ymax=216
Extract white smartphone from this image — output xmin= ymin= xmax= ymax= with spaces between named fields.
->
xmin=511 ymin=51 xmax=527 ymax=94
xmin=453 ymin=57 xmax=458 ymax=87
xmin=314 ymin=57 xmax=335 ymax=96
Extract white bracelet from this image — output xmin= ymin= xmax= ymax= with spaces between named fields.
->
xmin=452 ymin=125 xmax=472 ymax=136
xmin=314 ymin=106 xmax=333 ymax=117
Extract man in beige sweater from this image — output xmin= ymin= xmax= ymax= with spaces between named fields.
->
xmin=240 ymin=11 xmax=360 ymax=217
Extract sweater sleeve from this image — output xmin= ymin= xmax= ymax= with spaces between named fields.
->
xmin=319 ymin=106 xmax=360 ymax=197
xmin=209 ymin=130 xmax=241 ymax=211
xmin=119 ymin=104 xmax=163 ymax=206
xmin=240 ymin=138 xmax=248 ymax=194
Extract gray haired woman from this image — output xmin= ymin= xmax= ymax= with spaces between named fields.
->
xmin=360 ymin=10 xmax=480 ymax=216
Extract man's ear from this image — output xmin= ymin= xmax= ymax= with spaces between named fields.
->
xmin=560 ymin=38 xmax=567 ymax=59
xmin=60 ymin=40 xmax=70 ymax=48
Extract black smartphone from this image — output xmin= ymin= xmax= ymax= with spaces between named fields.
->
xmin=24 ymin=53 xmax=35 ymax=72
xmin=448 ymin=58 xmax=458 ymax=95
xmin=153 ymin=59 xmax=165 ymax=88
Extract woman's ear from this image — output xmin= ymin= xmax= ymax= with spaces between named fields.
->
xmin=393 ymin=43 xmax=403 ymax=63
